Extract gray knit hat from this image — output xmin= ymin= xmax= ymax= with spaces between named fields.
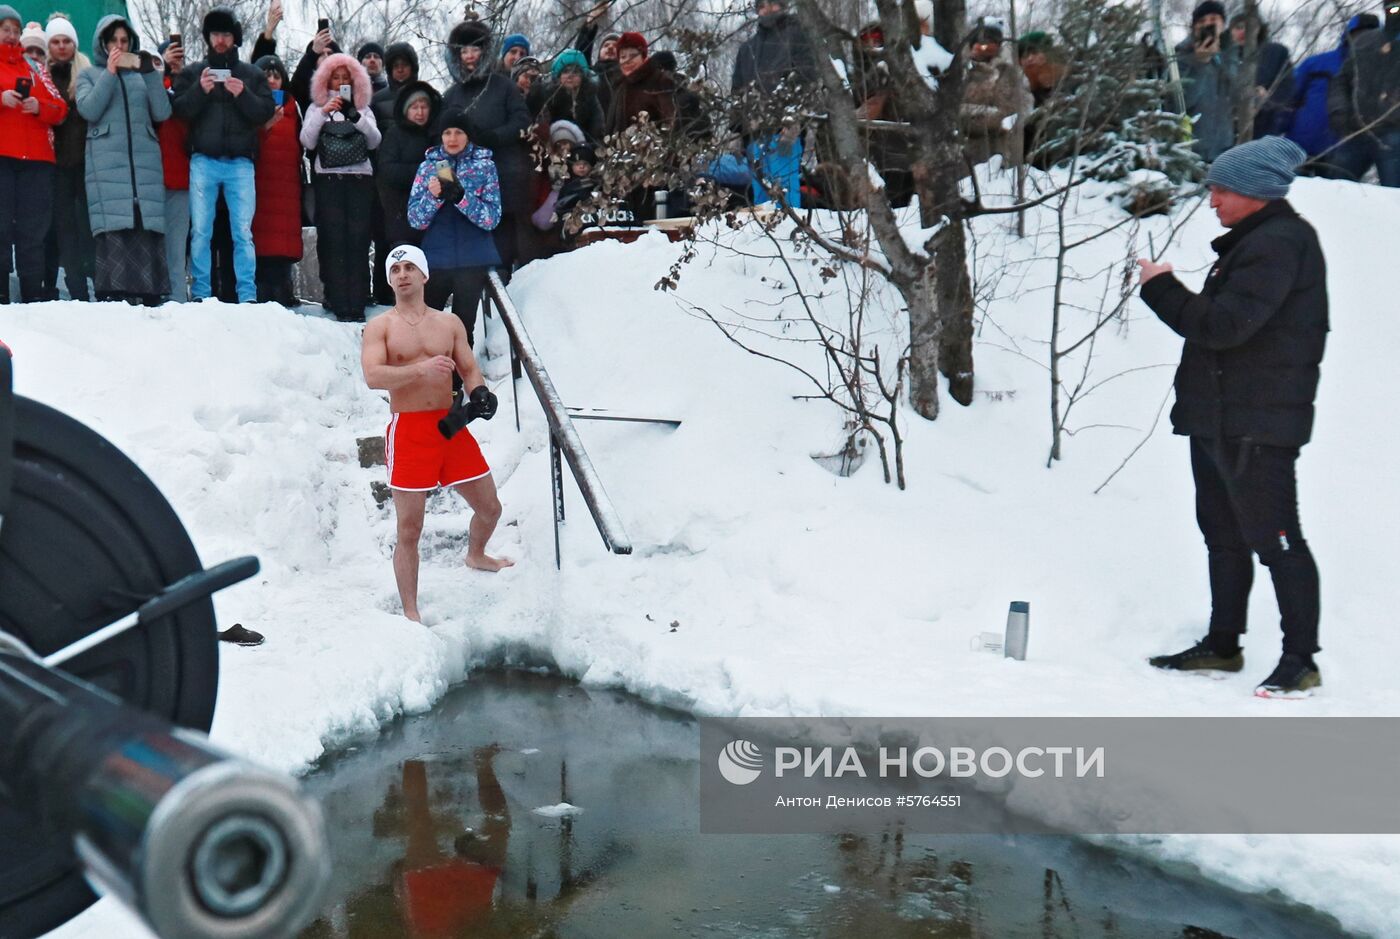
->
xmin=0 ymin=5 xmax=22 ymax=27
xmin=1203 ymin=137 xmax=1308 ymax=200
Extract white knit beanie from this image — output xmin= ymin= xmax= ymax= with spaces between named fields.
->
xmin=45 ymin=16 xmax=78 ymax=45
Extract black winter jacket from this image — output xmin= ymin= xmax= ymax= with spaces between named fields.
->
xmin=172 ymin=51 xmax=276 ymax=160
xmin=532 ymin=79 xmax=605 ymax=143
xmin=377 ymin=80 xmax=440 ymax=245
xmin=1140 ymin=200 xmax=1328 ymax=448
xmin=441 ymin=67 xmax=531 ymax=214
xmin=1329 ymin=27 xmax=1400 ymax=135
xmin=371 ymin=42 xmax=421 ymax=128
xmin=731 ymin=11 xmax=819 ymax=94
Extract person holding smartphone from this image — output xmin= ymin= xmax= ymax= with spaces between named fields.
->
xmin=76 ymin=15 xmax=172 ymax=304
xmin=171 ymin=8 xmax=275 ymax=304
xmin=300 ymin=51 xmax=381 ymax=321
xmin=251 ymin=54 xmax=302 ymax=305
xmin=44 ymin=16 xmax=95 ymax=302
xmin=0 ymin=4 xmax=68 ymax=303
xmin=406 ymin=108 xmax=500 ymax=345
xmin=1173 ymin=0 xmax=1239 ymax=163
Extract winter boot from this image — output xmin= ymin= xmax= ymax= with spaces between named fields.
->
xmin=1149 ymin=636 xmax=1244 ymax=672
xmin=218 ymin=623 xmax=265 ymax=647
xmin=1255 ymin=653 xmax=1321 ymax=698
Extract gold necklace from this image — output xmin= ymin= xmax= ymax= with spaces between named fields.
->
xmin=393 ymin=306 xmax=429 ymax=328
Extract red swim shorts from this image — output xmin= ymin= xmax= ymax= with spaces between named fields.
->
xmin=385 ymin=409 xmax=491 ymax=491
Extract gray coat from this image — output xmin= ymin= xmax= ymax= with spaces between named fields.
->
xmin=76 ymin=15 xmax=171 ymax=236
xmin=1174 ymin=36 xmax=1239 ymax=164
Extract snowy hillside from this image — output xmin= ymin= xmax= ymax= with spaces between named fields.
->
xmin=12 ymin=173 xmax=1398 ymax=937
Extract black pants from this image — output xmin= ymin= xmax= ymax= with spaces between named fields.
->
xmin=425 ymin=267 xmax=490 ymax=346
xmin=1191 ymin=436 xmax=1320 ymax=657
xmin=314 ymin=174 xmax=374 ymax=320
xmin=370 ymin=197 xmax=392 ymax=305
xmin=255 ymin=256 xmax=296 ymax=305
xmin=0 ymin=158 xmax=54 ymax=302
xmin=48 ymin=163 xmax=94 ymax=300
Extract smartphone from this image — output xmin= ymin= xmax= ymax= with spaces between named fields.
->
xmin=435 ymin=160 xmax=454 ymax=180
xmin=272 ymin=89 xmax=285 ymax=106
xmin=117 ymin=52 xmax=142 ymax=70
xmin=338 ymin=84 xmax=352 ymax=101
xmin=317 ymin=17 xmax=330 ymax=31
xmin=15 ymin=77 xmax=31 ymax=98
xmin=169 ymin=32 xmax=181 ymax=46
xmin=1196 ymin=23 xmax=1217 ymax=44
xmin=209 ymin=67 xmax=232 ymax=82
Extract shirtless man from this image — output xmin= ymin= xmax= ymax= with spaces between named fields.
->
xmin=362 ymin=245 xmax=513 ymax=623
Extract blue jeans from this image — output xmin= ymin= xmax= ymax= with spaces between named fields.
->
xmin=189 ymin=155 xmax=255 ymax=302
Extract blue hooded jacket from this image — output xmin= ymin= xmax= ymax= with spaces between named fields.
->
xmin=1288 ymin=15 xmax=1372 ymax=157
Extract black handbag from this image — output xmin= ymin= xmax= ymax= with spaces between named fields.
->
xmin=318 ymin=116 xmax=367 ymax=169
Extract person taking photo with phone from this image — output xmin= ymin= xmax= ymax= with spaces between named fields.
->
xmin=251 ymin=54 xmax=301 ymax=305
xmin=172 ymin=7 xmax=275 ymax=304
xmin=300 ymin=51 xmax=381 ymax=321
xmin=76 ymin=15 xmax=171 ymax=305
xmin=0 ymin=4 xmax=67 ymax=304
xmin=44 ymin=16 xmax=95 ymax=302
xmin=1174 ymin=0 xmax=1239 ymax=163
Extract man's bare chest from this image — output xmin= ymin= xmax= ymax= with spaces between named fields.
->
xmin=384 ymin=318 xmax=454 ymax=364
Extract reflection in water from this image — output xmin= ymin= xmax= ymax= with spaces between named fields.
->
xmin=299 ymin=671 xmax=1352 ymax=939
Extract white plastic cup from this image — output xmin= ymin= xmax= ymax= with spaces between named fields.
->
xmin=970 ymin=631 xmax=1003 ymax=654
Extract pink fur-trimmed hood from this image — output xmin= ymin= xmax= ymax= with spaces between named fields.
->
xmin=309 ymin=52 xmax=373 ymax=108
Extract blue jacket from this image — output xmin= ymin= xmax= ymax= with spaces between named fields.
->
xmin=1288 ymin=18 xmax=1367 ymax=156
xmin=408 ymin=143 xmax=502 ymax=270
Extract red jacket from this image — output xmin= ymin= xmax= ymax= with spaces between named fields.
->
xmin=0 ymin=44 xmax=66 ymax=162
xmin=252 ymin=100 xmax=303 ymax=259
xmin=159 ymin=72 xmax=189 ymax=189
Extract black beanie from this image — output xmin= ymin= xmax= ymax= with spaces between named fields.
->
xmin=202 ymin=7 xmax=242 ymax=47
xmin=356 ymin=41 xmax=384 ymax=61
xmin=448 ymin=19 xmax=491 ymax=50
xmin=1191 ymin=0 xmax=1227 ymax=24
xmin=439 ymin=107 xmax=479 ymax=139
xmin=254 ymin=54 xmax=288 ymax=84
xmin=572 ymin=144 xmax=598 ymax=166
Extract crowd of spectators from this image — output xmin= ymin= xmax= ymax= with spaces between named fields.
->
xmin=1 ymin=0 xmax=1397 ymax=327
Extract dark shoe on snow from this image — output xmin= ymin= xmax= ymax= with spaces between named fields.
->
xmin=218 ymin=623 xmax=265 ymax=647
xmin=1255 ymin=653 xmax=1321 ymax=699
xmin=1149 ymin=637 xmax=1243 ymax=672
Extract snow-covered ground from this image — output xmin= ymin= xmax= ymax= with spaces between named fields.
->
xmin=12 ymin=172 xmax=1398 ymax=937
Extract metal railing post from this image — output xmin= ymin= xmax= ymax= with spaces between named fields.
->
xmin=485 ymin=272 xmax=632 ymax=563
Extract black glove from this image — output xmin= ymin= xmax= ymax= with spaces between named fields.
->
xmin=438 ymin=177 xmax=465 ymax=206
xmin=466 ymin=384 xmax=498 ymax=422
xmin=138 ymin=51 xmax=158 ymax=74
xmin=341 ymin=103 xmax=360 ymax=124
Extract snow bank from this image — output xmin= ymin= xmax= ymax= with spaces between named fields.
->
xmin=14 ymin=172 xmax=1398 ymax=937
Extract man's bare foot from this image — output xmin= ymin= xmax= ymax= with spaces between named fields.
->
xmin=403 ymin=606 xmax=422 ymax=623
xmin=466 ymin=553 xmax=515 ymax=572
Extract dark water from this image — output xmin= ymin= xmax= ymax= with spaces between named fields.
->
xmin=298 ymin=670 xmax=1353 ymax=939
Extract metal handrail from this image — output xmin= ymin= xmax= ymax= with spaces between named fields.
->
xmin=484 ymin=272 xmax=632 ymax=566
